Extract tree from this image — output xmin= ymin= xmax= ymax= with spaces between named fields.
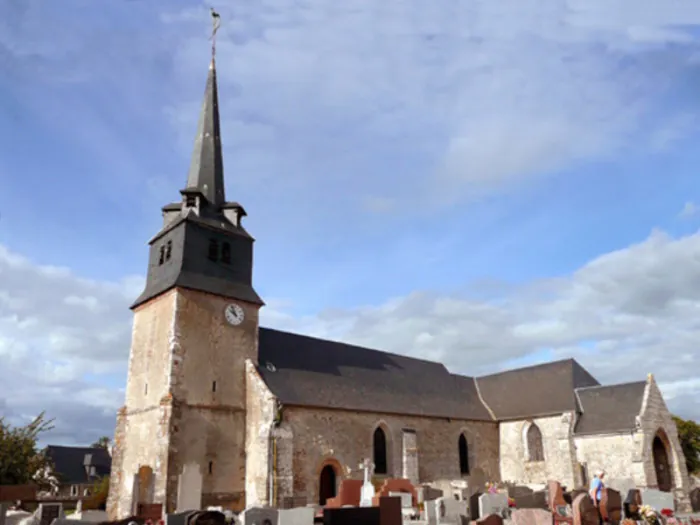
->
xmin=673 ymin=415 xmax=700 ymax=475
xmin=0 ymin=412 xmax=56 ymax=486
xmin=90 ymin=437 xmax=111 ymax=450
xmin=84 ymin=476 xmax=110 ymax=511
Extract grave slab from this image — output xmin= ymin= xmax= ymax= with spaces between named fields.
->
xmin=240 ymin=508 xmax=279 ymax=525
xmin=277 ymin=508 xmax=313 ymax=525
xmin=510 ymin=508 xmax=553 ymax=525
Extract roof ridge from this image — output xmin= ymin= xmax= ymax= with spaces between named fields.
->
xmin=477 ymin=357 xmax=575 ymax=378
xmin=575 ymin=380 xmax=647 ymax=392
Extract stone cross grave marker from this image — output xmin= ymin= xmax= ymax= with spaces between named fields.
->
xmin=177 ymin=463 xmax=203 ymax=512
xmin=478 ymin=493 xmax=508 ymax=519
xmin=37 ymin=503 xmax=63 ymax=525
xmin=277 ymin=507 xmax=314 ymax=525
xmin=572 ymin=493 xmax=598 ymax=525
xmin=240 ymin=507 xmax=279 ymax=525
xmin=360 ymin=458 xmax=375 ymax=508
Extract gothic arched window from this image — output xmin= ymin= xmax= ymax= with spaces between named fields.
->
xmin=527 ymin=423 xmax=544 ymax=462
xmin=459 ymin=434 xmax=470 ymax=474
xmin=373 ymin=427 xmax=388 ymax=474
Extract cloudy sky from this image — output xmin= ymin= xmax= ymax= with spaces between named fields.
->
xmin=1 ymin=0 xmax=700 ymax=446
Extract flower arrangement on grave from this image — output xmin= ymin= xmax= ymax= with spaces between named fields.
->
xmin=660 ymin=508 xmax=674 ymax=518
xmin=639 ymin=504 xmax=660 ymax=525
xmin=508 ymin=497 xmax=516 ymax=508
xmin=484 ymin=482 xmax=499 ymax=494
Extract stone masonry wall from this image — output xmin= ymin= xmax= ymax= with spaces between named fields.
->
xmin=638 ymin=375 xmax=691 ymax=511
xmin=166 ymin=289 xmax=260 ymax=513
xmin=106 ymin=291 xmax=178 ymax=520
xmin=280 ymin=406 xmax=500 ymax=505
xmin=499 ymin=413 xmax=578 ymax=488
xmin=573 ymin=433 xmax=642 ymax=485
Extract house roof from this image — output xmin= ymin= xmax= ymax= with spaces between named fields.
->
xmin=573 ymin=381 xmax=647 ymax=435
xmin=44 ymin=446 xmax=111 ymax=484
xmin=256 ymin=327 xmax=494 ymax=421
xmin=474 ymin=358 xmax=601 ymax=420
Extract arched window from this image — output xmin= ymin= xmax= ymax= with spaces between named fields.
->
xmin=459 ymin=434 xmax=470 ymax=475
xmin=527 ymin=423 xmax=544 ymax=462
xmin=208 ymin=239 xmax=219 ymax=261
xmin=373 ymin=427 xmax=388 ymax=474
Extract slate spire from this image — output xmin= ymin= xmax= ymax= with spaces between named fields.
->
xmin=183 ymin=56 xmax=225 ymax=207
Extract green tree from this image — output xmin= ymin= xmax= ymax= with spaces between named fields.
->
xmin=0 ymin=412 xmax=55 ymax=486
xmin=90 ymin=437 xmax=111 ymax=450
xmin=673 ymin=415 xmax=700 ymax=475
xmin=85 ymin=475 xmax=110 ymax=510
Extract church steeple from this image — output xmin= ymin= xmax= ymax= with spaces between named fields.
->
xmin=182 ymin=57 xmax=225 ymax=207
xmin=130 ymin=10 xmax=262 ymax=311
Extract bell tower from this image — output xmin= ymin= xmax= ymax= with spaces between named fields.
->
xmin=107 ymin=13 xmax=263 ymax=518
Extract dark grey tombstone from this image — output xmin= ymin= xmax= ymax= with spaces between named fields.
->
xmin=507 ymin=486 xmax=533 ymax=499
xmin=191 ymin=511 xmax=225 ymax=525
xmin=0 ymin=502 xmax=8 ymax=525
xmin=690 ymin=487 xmax=700 ymax=513
xmin=167 ymin=511 xmax=197 ymax=525
xmin=623 ymin=489 xmax=641 ymax=520
xmin=322 ymin=507 xmax=380 ymax=525
xmin=469 ymin=491 xmax=483 ymax=521
xmin=240 ymin=508 xmax=278 ymax=525
xmin=38 ymin=503 xmax=62 ymax=525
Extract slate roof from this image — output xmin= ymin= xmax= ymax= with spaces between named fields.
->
xmin=474 ymin=359 xmax=601 ymax=420
xmin=573 ymin=381 xmax=647 ymax=435
xmin=44 ymin=446 xmax=111 ymax=484
xmin=257 ymin=328 xmax=494 ymax=421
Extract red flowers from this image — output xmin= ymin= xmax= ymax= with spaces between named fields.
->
xmin=661 ymin=508 xmax=674 ymax=517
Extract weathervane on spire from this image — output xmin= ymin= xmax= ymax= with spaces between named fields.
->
xmin=210 ymin=7 xmax=221 ymax=60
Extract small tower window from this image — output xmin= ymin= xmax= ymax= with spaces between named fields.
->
xmin=459 ymin=434 xmax=470 ymax=475
xmin=159 ymin=246 xmax=165 ymax=265
xmin=221 ymin=242 xmax=231 ymax=264
xmin=144 ymin=383 xmax=148 ymax=395
xmin=212 ymin=381 xmax=217 ymax=392
xmin=208 ymin=461 xmax=214 ymax=474
xmin=208 ymin=239 xmax=218 ymax=261
xmin=165 ymin=240 xmax=172 ymax=261
xmin=186 ymin=195 xmax=196 ymax=207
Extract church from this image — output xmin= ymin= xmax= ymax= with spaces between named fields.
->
xmin=105 ymin=49 xmax=692 ymax=519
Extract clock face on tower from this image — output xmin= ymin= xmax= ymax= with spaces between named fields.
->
xmin=224 ymin=303 xmax=245 ymax=326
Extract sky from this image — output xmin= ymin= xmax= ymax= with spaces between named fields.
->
xmin=1 ymin=0 xmax=700 ymax=446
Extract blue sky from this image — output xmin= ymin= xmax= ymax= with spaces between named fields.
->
xmin=1 ymin=0 xmax=700 ymax=445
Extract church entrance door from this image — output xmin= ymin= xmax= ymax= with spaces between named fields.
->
xmin=319 ymin=465 xmax=337 ymax=506
xmin=653 ymin=435 xmax=672 ymax=492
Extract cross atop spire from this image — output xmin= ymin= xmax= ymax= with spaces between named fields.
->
xmin=182 ymin=8 xmax=225 ymax=208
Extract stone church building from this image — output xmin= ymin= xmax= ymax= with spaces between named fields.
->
xmin=106 ymin=53 xmax=692 ymax=518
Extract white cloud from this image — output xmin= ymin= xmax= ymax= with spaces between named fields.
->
xmin=679 ymin=201 xmax=699 ymax=219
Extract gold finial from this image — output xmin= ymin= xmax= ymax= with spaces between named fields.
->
xmin=210 ymin=8 xmax=221 ymax=61
xmin=647 ymin=373 xmax=653 ymax=380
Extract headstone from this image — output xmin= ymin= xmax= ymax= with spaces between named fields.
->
xmin=423 ymin=487 xmax=443 ymax=502
xmin=322 ymin=507 xmax=380 ymax=525
xmin=475 ymin=515 xmax=503 ymax=525
xmin=191 ymin=511 xmax=225 ymax=525
xmin=75 ymin=502 xmax=82 ymax=516
xmin=600 ymin=488 xmax=622 ymax=524
xmin=37 ymin=504 xmax=63 ymax=525
xmin=507 ymin=486 xmax=533 ymax=499
xmin=623 ymin=489 xmax=641 ymax=520
xmin=387 ymin=492 xmax=412 ymax=509
xmin=478 ymin=493 xmax=508 ymax=518
xmin=378 ymin=496 xmax=402 ymax=525
xmin=277 ymin=508 xmax=313 ymax=525
xmin=640 ymin=488 xmax=675 ymax=512
xmin=167 ymin=511 xmax=198 ymax=525
xmin=606 ymin=478 xmax=635 ymax=500
xmin=513 ymin=491 xmax=547 ymax=509
xmin=510 ymin=508 xmax=553 ymax=525
xmin=469 ymin=491 xmax=482 ymax=521
xmin=571 ymin=493 xmax=598 ymax=525
xmin=434 ymin=497 xmax=467 ymax=524
xmin=1 ymin=502 xmax=8 ymax=525
xmin=240 ymin=508 xmax=278 ymax=525
xmin=690 ymin=487 xmax=700 ymax=512
xmin=177 ymin=463 xmax=203 ymax=512
xmin=547 ymin=480 xmax=571 ymax=521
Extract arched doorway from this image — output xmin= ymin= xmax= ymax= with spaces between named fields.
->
xmin=319 ymin=464 xmax=337 ymax=505
xmin=373 ymin=427 xmax=388 ymax=474
xmin=652 ymin=435 xmax=672 ymax=492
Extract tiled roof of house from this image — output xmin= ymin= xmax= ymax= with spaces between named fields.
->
xmin=44 ymin=446 xmax=111 ymax=484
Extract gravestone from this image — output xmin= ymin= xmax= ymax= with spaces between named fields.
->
xmin=440 ymin=498 xmax=467 ymax=524
xmin=469 ymin=491 xmax=483 ymax=521
xmin=690 ymin=487 xmax=700 ymax=512
xmin=605 ymin=478 xmax=635 ymax=500
xmin=478 ymin=493 xmax=508 ymax=518
xmin=640 ymin=488 xmax=675 ymax=512
xmin=475 ymin=515 xmax=503 ymax=525
xmin=177 ymin=463 xmax=203 ymax=512
xmin=1 ymin=502 xmax=8 ymax=525
xmin=322 ymin=507 xmax=380 ymax=525
xmin=547 ymin=480 xmax=571 ymax=522
xmin=359 ymin=459 xmax=375 ymax=508
xmin=378 ymin=496 xmax=402 ymax=525
xmin=571 ymin=493 xmax=598 ymax=525
xmin=623 ymin=489 xmax=641 ymax=520
xmin=191 ymin=511 xmax=225 ymax=525
xmin=600 ymin=488 xmax=622 ymax=524
xmin=514 ymin=491 xmax=547 ymax=510
xmin=510 ymin=508 xmax=553 ymax=525
xmin=167 ymin=511 xmax=198 ymax=525
xmin=277 ymin=507 xmax=314 ymax=525
xmin=388 ymin=492 xmax=412 ymax=509
xmin=37 ymin=503 xmax=63 ymax=525
xmin=240 ymin=508 xmax=278 ymax=525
